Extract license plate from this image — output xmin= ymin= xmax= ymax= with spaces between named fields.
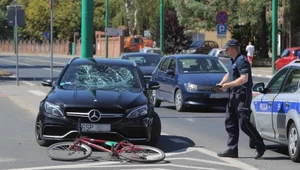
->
xmin=81 ymin=123 xmax=111 ymax=132
xmin=209 ymin=93 xmax=228 ymax=99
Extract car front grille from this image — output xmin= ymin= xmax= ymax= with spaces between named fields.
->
xmin=65 ymin=109 xmax=124 ymax=124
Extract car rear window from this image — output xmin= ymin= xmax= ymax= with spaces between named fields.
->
xmin=178 ymin=58 xmax=227 ymax=74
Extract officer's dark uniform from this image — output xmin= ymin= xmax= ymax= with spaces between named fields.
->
xmin=226 ymin=53 xmax=265 ymax=153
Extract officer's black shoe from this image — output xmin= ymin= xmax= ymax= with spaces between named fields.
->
xmin=254 ymin=145 xmax=266 ymax=159
xmin=217 ymin=149 xmax=238 ymax=158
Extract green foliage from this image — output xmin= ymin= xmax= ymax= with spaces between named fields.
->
xmin=152 ymin=10 xmax=192 ymax=54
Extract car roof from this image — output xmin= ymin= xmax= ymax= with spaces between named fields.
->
xmin=121 ymin=52 xmax=161 ymax=56
xmin=287 ymin=59 xmax=300 ymax=67
xmin=163 ymin=54 xmax=217 ymax=59
xmin=285 ymin=47 xmax=300 ymax=51
xmin=70 ymin=57 xmax=137 ymax=67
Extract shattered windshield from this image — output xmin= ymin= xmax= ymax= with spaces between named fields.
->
xmin=59 ymin=63 xmax=142 ymax=92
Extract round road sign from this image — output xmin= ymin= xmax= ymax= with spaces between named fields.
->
xmin=216 ymin=11 xmax=228 ymax=24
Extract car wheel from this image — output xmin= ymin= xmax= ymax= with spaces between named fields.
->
xmin=175 ymin=89 xmax=185 ymax=112
xmin=35 ymin=116 xmax=52 ymax=146
xmin=147 ymin=112 xmax=161 ymax=146
xmin=152 ymin=90 xmax=161 ymax=107
xmin=288 ymin=123 xmax=300 ymax=162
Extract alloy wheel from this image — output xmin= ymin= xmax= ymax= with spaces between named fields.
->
xmin=289 ymin=126 xmax=298 ymax=156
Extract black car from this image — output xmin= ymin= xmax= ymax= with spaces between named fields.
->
xmin=35 ymin=57 xmax=161 ymax=147
xmin=120 ymin=52 xmax=162 ymax=82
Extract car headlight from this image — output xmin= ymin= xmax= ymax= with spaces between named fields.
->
xmin=184 ymin=82 xmax=198 ymax=91
xmin=44 ymin=101 xmax=64 ymax=117
xmin=126 ymin=105 xmax=148 ymax=118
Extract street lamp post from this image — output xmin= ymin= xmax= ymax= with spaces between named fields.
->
xmin=14 ymin=0 xmax=19 ymax=85
xmin=105 ymin=0 xmax=109 ymax=58
xmin=81 ymin=0 xmax=94 ymax=59
xmin=50 ymin=0 xmax=54 ymax=79
xmin=160 ymin=0 xmax=164 ymax=53
xmin=272 ymin=0 xmax=278 ymax=74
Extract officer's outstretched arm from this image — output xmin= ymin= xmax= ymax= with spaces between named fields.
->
xmin=228 ymin=73 xmax=248 ymax=87
xmin=219 ymin=72 xmax=229 ymax=85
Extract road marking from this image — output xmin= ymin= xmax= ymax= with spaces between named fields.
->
xmin=186 ymin=118 xmax=194 ymax=122
xmin=163 ymin=133 xmax=259 ymax=170
xmin=0 ymin=93 xmax=6 ymax=98
xmin=44 ymin=68 xmax=62 ymax=73
xmin=0 ymin=157 xmax=16 ymax=162
xmin=27 ymin=90 xmax=47 ymax=97
xmin=22 ymin=81 xmax=35 ymax=86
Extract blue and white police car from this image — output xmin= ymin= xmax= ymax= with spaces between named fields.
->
xmin=251 ymin=59 xmax=300 ymax=162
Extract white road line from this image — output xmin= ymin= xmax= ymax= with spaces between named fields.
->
xmin=186 ymin=118 xmax=194 ymax=122
xmin=163 ymin=133 xmax=259 ymax=170
xmin=187 ymin=147 xmax=259 ymax=170
xmin=22 ymin=81 xmax=35 ymax=86
xmin=27 ymin=90 xmax=47 ymax=97
xmin=44 ymin=68 xmax=62 ymax=72
xmin=0 ymin=157 xmax=16 ymax=163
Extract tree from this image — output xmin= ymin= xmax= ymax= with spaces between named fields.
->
xmin=152 ymin=10 xmax=192 ymax=54
xmin=172 ymin=0 xmax=270 ymax=58
xmin=0 ymin=0 xmax=13 ymax=39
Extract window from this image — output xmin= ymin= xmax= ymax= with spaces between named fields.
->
xmin=266 ymin=67 xmax=289 ymax=93
xmin=282 ymin=67 xmax=300 ymax=93
xmin=167 ymin=58 xmax=176 ymax=71
xmin=280 ymin=49 xmax=290 ymax=57
xmin=159 ymin=58 xmax=170 ymax=71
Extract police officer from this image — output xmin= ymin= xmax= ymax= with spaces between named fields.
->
xmin=217 ymin=39 xmax=266 ymax=159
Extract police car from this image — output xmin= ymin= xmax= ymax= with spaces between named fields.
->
xmin=251 ymin=59 xmax=300 ymax=162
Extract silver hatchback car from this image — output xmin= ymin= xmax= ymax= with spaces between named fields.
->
xmin=251 ymin=60 xmax=300 ymax=162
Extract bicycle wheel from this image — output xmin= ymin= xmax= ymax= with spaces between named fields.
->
xmin=119 ymin=145 xmax=165 ymax=163
xmin=47 ymin=142 xmax=92 ymax=161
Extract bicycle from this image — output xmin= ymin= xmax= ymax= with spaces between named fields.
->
xmin=47 ymin=119 xmax=165 ymax=163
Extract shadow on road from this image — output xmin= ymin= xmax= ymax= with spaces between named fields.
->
xmin=157 ymin=135 xmax=195 ymax=153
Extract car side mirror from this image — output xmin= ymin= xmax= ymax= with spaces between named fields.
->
xmin=147 ymin=81 xmax=160 ymax=90
xmin=41 ymin=78 xmax=53 ymax=87
xmin=253 ymin=82 xmax=265 ymax=93
xmin=166 ymin=69 xmax=175 ymax=75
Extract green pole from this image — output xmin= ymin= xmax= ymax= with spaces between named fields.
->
xmin=160 ymin=0 xmax=164 ymax=53
xmin=271 ymin=0 xmax=278 ymax=74
xmin=105 ymin=0 xmax=109 ymax=58
xmin=81 ymin=0 xmax=94 ymax=59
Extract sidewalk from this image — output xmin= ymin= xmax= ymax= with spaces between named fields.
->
xmin=251 ymin=67 xmax=274 ymax=78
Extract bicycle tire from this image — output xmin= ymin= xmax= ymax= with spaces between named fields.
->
xmin=119 ymin=145 xmax=165 ymax=163
xmin=47 ymin=142 xmax=92 ymax=161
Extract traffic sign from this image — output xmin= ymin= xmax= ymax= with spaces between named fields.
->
xmin=217 ymin=24 xmax=227 ymax=39
xmin=42 ymin=32 xmax=50 ymax=39
xmin=216 ymin=11 xmax=228 ymax=24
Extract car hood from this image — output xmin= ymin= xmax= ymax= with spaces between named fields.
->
xmin=139 ymin=66 xmax=157 ymax=75
xmin=46 ymin=88 xmax=147 ymax=110
xmin=179 ymin=73 xmax=225 ymax=85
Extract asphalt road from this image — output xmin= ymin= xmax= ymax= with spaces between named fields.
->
xmin=0 ymin=54 xmax=299 ymax=170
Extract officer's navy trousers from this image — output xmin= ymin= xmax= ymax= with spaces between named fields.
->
xmin=225 ymin=89 xmax=264 ymax=151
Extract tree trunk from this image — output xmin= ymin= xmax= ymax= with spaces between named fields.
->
xmin=125 ymin=0 xmax=132 ymax=35
xmin=259 ymin=6 xmax=268 ymax=58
